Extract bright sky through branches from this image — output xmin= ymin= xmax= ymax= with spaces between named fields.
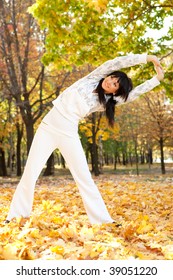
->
xmin=144 ymin=16 xmax=173 ymax=43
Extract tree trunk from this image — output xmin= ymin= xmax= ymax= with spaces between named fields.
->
xmin=25 ymin=121 xmax=34 ymax=154
xmin=140 ymin=151 xmax=145 ymax=164
xmin=43 ymin=153 xmax=54 ymax=176
xmin=147 ymin=147 xmax=153 ymax=165
xmin=129 ymin=152 xmax=133 ymax=166
xmin=61 ymin=154 xmax=66 ymax=169
xmin=122 ymin=152 xmax=127 ymax=165
xmin=0 ymin=147 xmax=7 ymax=176
xmin=90 ymin=114 xmax=100 ymax=176
xmin=90 ymin=142 xmax=100 ymax=176
xmin=16 ymin=123 xmax=23 ymax=176
xmin=159 ymin=137 xmax=166 ymax=174
xmin=134 ymin=142 xmax=139 ymax=175
xmin=114 ymin=154 xmax=117 ymax=170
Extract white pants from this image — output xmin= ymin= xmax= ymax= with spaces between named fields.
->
xmin=7 ymin=107 xmax=113 ymax=224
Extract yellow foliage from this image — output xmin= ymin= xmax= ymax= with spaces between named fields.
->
xmin=1 ymin=244 xmax=19 ymax=260
xmin=79 ymin=114 xmax=119 ymax=144
xmin=0 ymin=175 xmax=173 ymax=260
xmin=137 ymin=220 xmax=153 ymax=234
xmin=86 ymin=0 xmax=109 ymax=12
xmin=50 ymin=245 xmax=65 ymax=255
xmin=29 ymin=228 xmax=41 ymax=239
xmin=19 ymin=247 xmax=36 ymax=260
xmin=52 ymin=216 xmax=64 ymax=225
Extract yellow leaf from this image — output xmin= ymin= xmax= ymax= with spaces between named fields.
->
xmin=2 ymin=244 xmax=20 ymax=260
xmin=137 ymin=221 xmax=153 ymax=234
xmin=29 ymin=228 xmax=41 ymax=239
xmin=89 ymin=245 xmax=104 ymax=259
xmin=50 ymin=245 xmax=64 ymax=255
xmin=79 ymin=227 xmax=94 ymax=241
xmin=19 ymin=247 xmax=36 ymax=260
xmin=122 ymin=222 xmax=138 ymax=240
xmin=41 ymin=200 xmax=54 ymax=210
xmin=49 ymin=229 xmax=60 ymax=238
xmin=52 ymin=216 xmax=64 ymax=225
xmin=90 ymin=250 xmax=100 ymax=259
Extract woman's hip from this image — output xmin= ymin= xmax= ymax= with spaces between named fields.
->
xmin=41 ymin=106 xmax=78 ymax=137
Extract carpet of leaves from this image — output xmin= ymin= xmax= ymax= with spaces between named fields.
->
xmin=0 ymin=174 xmax=173 ymax=260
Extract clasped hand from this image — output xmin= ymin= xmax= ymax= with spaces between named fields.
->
xmin=147 ymin=55 xmax=164 ymax=81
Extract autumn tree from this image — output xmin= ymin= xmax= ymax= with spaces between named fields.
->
xmin=14 ymin=109 xmax=24 ymax=176
xmin=79 ymin=113 xmax=119 ymax=175
xmin=115 ymin=103 xmax=144 ymax=175
xmin=0 ymin=103 xmax=8 ymax=176
xmin=79 ymin=113 xmax=103 ymax=176
xmin=0 ymin=0 xmax=74 ymax=175
xmin=29 ymin=0 xmax=173 ymax=68
xmin=0 ymin=0 xmax=46 ymax=153
xmin=143 ymin=91 xmax=173 ymax=174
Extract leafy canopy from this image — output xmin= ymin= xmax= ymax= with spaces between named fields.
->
xmin=28 ymin=0 xmax=173 ymax=69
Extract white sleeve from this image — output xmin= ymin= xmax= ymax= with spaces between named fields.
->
xmin=87 ymin=53 xmax=147 ymax=81
xmin=125 ymin=76 xmax=160 ymax=103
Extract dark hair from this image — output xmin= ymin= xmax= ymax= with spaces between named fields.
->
xmin=95 ymin=71 xmax=133 ymax=127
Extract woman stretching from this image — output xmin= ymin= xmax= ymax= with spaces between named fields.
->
xmin=6 ymin=53 xmax=164 ymax=224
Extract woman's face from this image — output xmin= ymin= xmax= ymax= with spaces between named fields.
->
xmin=102 ymin=75 xmax=120 ymax=94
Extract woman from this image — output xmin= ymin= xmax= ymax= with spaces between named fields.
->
xmin=6 ymin=53 xmax=164 ymax=224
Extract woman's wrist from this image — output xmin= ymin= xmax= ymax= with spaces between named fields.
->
xmin=156 ymin=67 xmax=164 ymax=81
xmin=147 ymin=55 xmax=159 ymax=65
xmin=147 ymin=54 xmax=164 ymax=81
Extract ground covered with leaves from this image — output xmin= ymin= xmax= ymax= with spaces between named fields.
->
xmin=0 ymin=174 xmax=173 ymax=260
